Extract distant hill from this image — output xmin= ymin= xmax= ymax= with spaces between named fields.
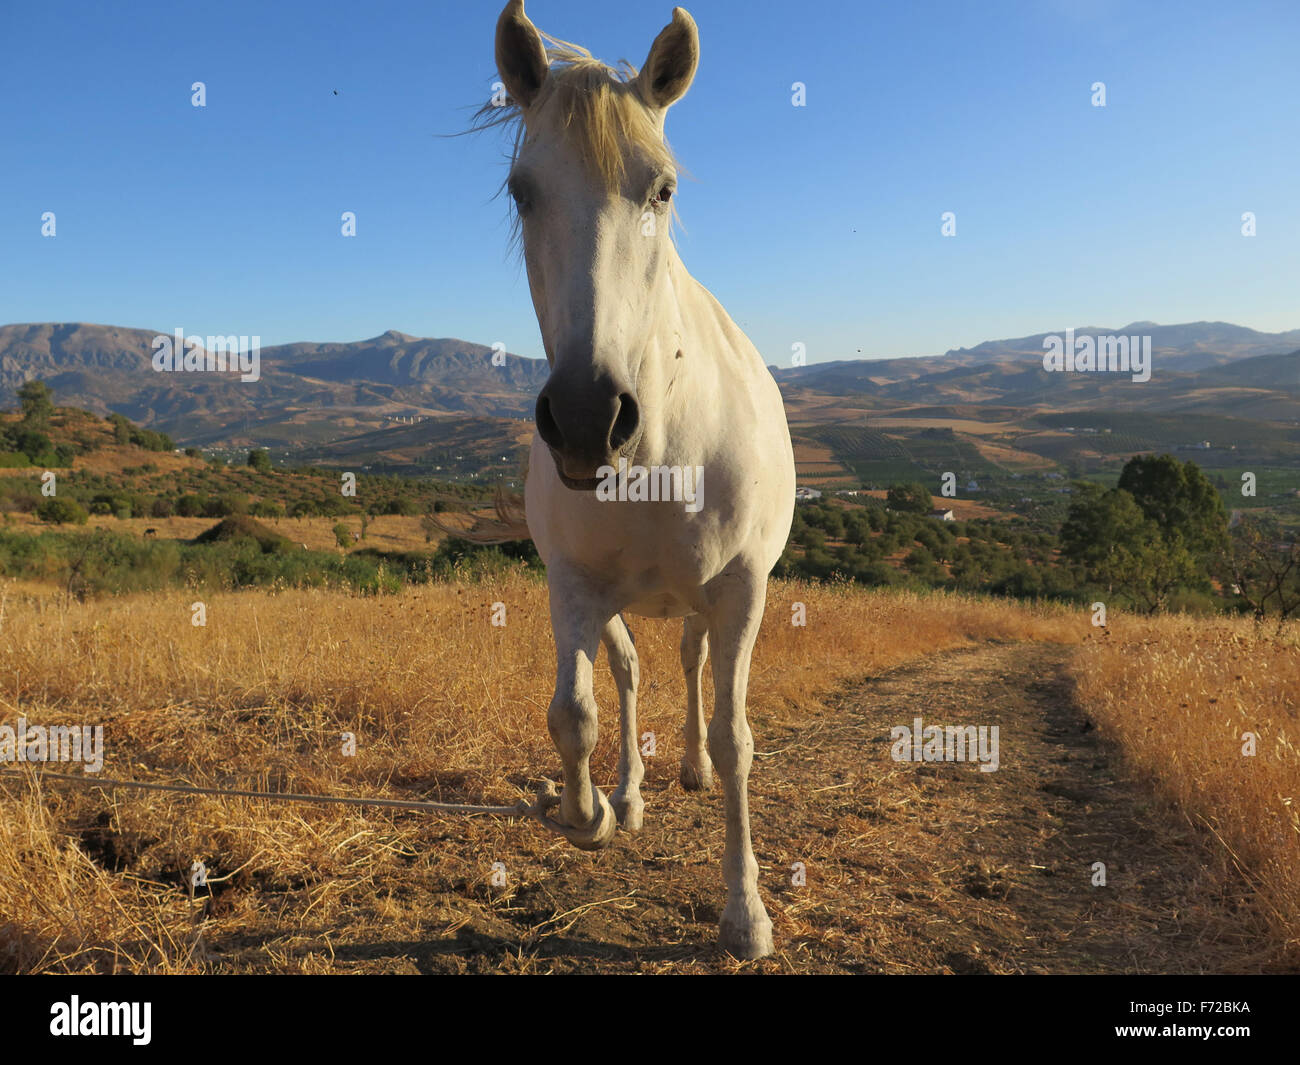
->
xmin=2 ymin=320 xmax=1296 ymax=451
xmin=775 ymin=346 xmax=1300 ymax=421
xmin=938 ymin=321 xmax=1300 ymax=371
xmin=0 ymin=323 xmax=548 ymax=446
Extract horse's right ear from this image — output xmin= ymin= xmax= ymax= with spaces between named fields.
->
xmin=637 ymin=8 xmax=699 ymax=110
xmin=495 ymin=0 xmax=549 ymax=110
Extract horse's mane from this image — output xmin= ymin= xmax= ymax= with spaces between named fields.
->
xmin=472 ymin=35 xmax=680 ymax=196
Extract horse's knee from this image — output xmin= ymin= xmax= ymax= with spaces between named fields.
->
xmin=548 ymin=691 xmax=598 ymax=760
xmin=681 ymin=629 xmax=708 ymax=674
xmin=608 ymin=643 xmax=639 ymax=691
xmin=707 ymin=719 xmax=753 ymax=777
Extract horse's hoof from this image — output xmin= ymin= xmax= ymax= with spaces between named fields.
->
xmin=610 ymin=788 xmax=644 ymax=832
xmin=680 ymin=757 xmax=714 ymax=791
xmin=540 ymin=783 xmax=617 ymax=851
xmin=718 ymin=897 xmax=774 ymax=959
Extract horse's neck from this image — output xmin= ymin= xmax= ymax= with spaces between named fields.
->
xmin=667 ymin=250 xmax=765 ymax=383
xmin=632 ymin=250 xmax=768 ymax=465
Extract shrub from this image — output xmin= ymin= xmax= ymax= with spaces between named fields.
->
xmin=191 ymin=515 xmax=293 ymax=554
xmin=36 ymin=498 xmax=89 ymax=525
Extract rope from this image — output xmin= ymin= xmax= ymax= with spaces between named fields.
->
xmin=0 ymin=767 xmax=557 ymax=820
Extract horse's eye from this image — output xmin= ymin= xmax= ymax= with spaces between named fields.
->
xmin=654 ymin=185 xmax=673 ymax=205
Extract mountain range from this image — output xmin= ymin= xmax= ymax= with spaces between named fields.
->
xmin=1 ymin=320 xmax=1296 ymax=449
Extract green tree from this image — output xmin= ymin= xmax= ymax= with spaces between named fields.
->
xmin=248 ymin=449 xmax=273 ymax=472
xmin=1060 ymin=482 xmax=1197 ymax=612
xmin=17 ymin=380 xmax=54 ymax=426
xmin=385 ymin=496 xmax=421 ymax=516
xmin=886 ymin=482 xmax=932 ymax=515
xmin=14 ymin=428 xmax=53 ymax=462
xmin=1117 ymin=454 xmax=1228 ymax=560
xmin=249 ymin=500 xmax=284 ymax=519
xmin=107 ymin=412 xmax=133 ymax=445
xmin=36 ymin=497 xmax=89 ymax=525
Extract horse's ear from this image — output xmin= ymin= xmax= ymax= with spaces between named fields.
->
xmin=637 ymin=8 xmax=699 ymax=110
xmin=495 ymin=0 xmax=549 ymax=110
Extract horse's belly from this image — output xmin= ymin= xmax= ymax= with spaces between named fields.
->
xmin=625 ymin=592 xmax=693 ymax=618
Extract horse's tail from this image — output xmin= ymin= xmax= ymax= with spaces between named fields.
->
xmin=431 ymin=483 xmax=530 ymax=544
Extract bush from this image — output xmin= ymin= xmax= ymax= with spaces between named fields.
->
xmin=887 ymin=482 xmax=933 ymax=515
xmin=191 ymin=515 xmax=293 ymax=554
xmin=315 ymin=495 xmax=353 ymax=517
xmin=388 ymin=497 xmax=420 ymax=516
xmin=36 ymin=498 xmax=89 ymax=525
xmin=249 ymin=500 xmax=284 ymax=519
xmin=15 ymin=429 xmax=52 ymax=462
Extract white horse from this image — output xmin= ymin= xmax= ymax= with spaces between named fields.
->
xmin=489 ymin=0 xmax=795 ymax=958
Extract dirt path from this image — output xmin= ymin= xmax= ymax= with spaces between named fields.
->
xmin=242 ymin=642 xmax=1269 ymax=973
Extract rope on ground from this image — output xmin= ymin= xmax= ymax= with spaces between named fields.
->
xmin=0 ymin=767 xmax=563 ymax=822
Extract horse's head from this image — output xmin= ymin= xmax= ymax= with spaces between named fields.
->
xmin=494 ymin=0 xmax=698 ymax=489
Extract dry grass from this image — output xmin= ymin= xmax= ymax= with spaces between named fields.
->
xmin=1070 ymin=615 xmax=1300 ymax=956
xmin=0 ymin=575 xmax=1080 ymax=972
xmin=1 ymin=512 xmax=435 ymax=553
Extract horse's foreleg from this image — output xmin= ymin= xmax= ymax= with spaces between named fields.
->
xmin=705 ymin=566 xmax=773 ymax=959
xmin=603 ymin=613 xmax=644 ymax=831
xmin=543 ymin=571 xmax=616 ymax=851
xmin=680 ymin=612 xmax=713 ymax=790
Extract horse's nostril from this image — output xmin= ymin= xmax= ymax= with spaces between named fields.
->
xmin=609 ymin=393 xmax=640 ymax=451
xmin=535 ymin=394 xmax=564 ymax=450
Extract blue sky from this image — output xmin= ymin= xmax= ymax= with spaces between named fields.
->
xmin=1 ymin=0 xmax=1297 ymax=364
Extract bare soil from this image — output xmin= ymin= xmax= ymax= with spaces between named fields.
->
xmin=208 ymin=642 xmax=1278 ymax=974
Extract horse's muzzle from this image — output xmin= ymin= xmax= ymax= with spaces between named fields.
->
xmin=535 ymin=373 xmax=641 ymax=488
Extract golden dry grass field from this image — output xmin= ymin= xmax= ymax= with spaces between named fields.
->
xmin=1 ymin=511 xmax=434 ymax=554
xmin=0 ymin=575 xmax=1295 ymax=973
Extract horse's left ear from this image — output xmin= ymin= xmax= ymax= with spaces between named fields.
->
xmin=496 ymin=0 xmax=549 ymax=110
xmin=637 ymin=8 xmax=699 ymax=110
